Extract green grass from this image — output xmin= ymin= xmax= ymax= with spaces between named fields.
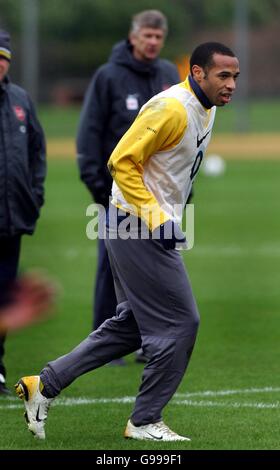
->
xmin=1 ymin=159 xmax=280 ymax=450
xmin=39 ymin=105 xmax=81 ymax=139
xmin=214 ymin=99 xmax=280 ymax=133
xmin=38 ymin=100 xmax=280 ymax=139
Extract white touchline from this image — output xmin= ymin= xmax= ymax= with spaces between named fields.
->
xmin=1 ymin=386 xmax=280 ymax=411
xmin=1 ymin=398 xmax=280 ymax=411
xmin=175 ymin=386 xmax=280 ymax=398
xmin=173 ymin=400 xmax=280 ymax=409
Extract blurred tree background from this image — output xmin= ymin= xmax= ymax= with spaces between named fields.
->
xmin=0 ymin=0 xmax=279 ymax=102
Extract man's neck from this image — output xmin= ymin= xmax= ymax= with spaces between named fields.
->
xmin=132 ymin=52 xmax=153 ymax=64
xmin=188 ymin=75 xmax=213 ymax=109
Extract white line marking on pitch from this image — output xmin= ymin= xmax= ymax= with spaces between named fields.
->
xmin=175 ymin=386 xmax=280 ymax=398
xmin=173 ymin=400 xmax=280 ymax=409
xmin=1 ymin=386 xmax=280 ymax=411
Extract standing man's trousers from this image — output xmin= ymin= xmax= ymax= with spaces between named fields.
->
xmin=41 ymin=225 xmax=200 ymax=425
xmin=93 ymin=237 xmax=117 ymax=330
xmin=0 ymin=236 xmax=21 ymax=380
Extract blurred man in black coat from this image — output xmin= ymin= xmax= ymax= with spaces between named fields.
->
xmin=0 ymin=30 xmax=46 ymax=394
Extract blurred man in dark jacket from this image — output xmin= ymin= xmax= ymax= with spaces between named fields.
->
xmin=0 ymin=30 xmax=46 ymax=394
xmin=77 ymin=11 xmax=179 ymax=363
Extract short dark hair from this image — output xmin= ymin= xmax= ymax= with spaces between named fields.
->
xmin=130 ymin=10 xmax=168 ymax=36
xmin=190 ymin=42 xmax=236 ymax=75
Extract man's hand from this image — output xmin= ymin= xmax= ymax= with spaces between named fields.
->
xmin=92 ymin=185 xmax=111 ymax=208
xmin=0 ymin=273 xmax=56 ymax=333
xmin=152 ymin=220 xmax=187 ymax=250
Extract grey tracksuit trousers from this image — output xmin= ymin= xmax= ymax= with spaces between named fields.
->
xmin=40 ymin=216 xmax=200 ymax=426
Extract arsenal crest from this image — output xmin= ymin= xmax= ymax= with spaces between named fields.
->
xmin=13 ymin=105 xmax=26 ymax=122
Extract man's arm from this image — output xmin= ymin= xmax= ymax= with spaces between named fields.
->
xmin=0 ymin=273 xmax=56 ymax=333
xmin=159 ymin=59 xmax=181 ymax=85
xmin=76 ymin=67 xmax=111 ymax=206
xmin=27 ymin=96 xmax=47 ymax=209
xmin=108 ymin=97 xmax=187 ymax=230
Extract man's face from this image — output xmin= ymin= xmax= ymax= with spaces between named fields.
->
xmin=129 ymin=27 xmax=165 ymax=62
xmin=0 ymin=58 xmax=10 ymax=82
xmin=193 ymin=53 xmax=240 ymax=106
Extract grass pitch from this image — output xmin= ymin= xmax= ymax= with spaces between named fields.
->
xmin=1 ymin=158 xmax=280 ymax=450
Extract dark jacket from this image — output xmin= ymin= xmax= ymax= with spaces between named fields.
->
xmin=77 ymin=40 xmax=180 ymax=206
xmin=0 ymin=77 xmax=46 ymax=237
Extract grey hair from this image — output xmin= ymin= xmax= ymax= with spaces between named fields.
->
xmin=130 ymin=10 xmax=168 ymax=36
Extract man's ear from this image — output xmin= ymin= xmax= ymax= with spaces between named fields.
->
xmin=191 ymin=65 xmax=204 ymax=83
xmin=129 ymin=32 xmax=136 ymax=46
